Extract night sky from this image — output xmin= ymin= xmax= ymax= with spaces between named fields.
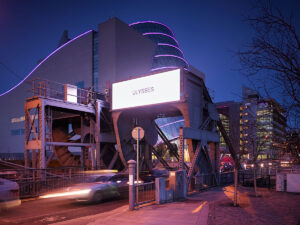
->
xmin=1 ymin=0 xmax=299 ymax=102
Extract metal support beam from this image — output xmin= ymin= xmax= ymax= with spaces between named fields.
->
xmin=39 ymin=100 xmax=46 ymax=169
xmin=32 ymin=150 xmax=37 ymax=168
xmin=108 ymin=151 xmax=119 ymax=169
xmin=156 ymin=124 xmax=189 ymax=170
xmin=186 ymin=142 xmax=201 ymax=186
xmin=152 ymin=148 xmax=172 ymax=170
xmin=46 ymin=151 xmax=55 ymax=166
xmin=112 ymin=111 xmax=128 ymax=169
xmin=95 ymin=100 xmax=101 ymax=169
xmin=46 ymin=142 xmax=93 ymax=147
xmin=217 ymin=120 xmax=239 ymax=167
xmin=81 ymin=147 xmax=85 ymax=170
xmin=202 ymin=145 xmax=218 ymax=185
xmin=90 ymin=146 xmax=96 ymax=170
xmin=182 ymin=127 xmax=219 ymax=142
xmin=179 ymin=127 xmax=184 ymax=170
xmin=155 ymin=123 xmax=179 ymax=159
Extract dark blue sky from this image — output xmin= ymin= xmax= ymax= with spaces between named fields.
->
xmin=0 ymin=0 xmax=299 ymax=102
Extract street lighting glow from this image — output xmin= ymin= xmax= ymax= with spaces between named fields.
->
xmin=40 ymin=189 xmax=91 ymax=199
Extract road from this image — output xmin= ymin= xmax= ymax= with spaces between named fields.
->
xmin=0 ymin=197 xmax=127 ymax=225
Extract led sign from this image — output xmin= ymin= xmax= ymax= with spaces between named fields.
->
xmin=112 ymin=69 xmax=180 ymax=110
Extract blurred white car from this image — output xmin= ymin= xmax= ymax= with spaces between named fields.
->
xmin=0 ymin=178 xmax=21 ymax=210
xmin=41 ymin=174 xmax=129 ymax=203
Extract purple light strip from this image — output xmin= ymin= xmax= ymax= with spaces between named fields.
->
xmin=0 ymin=30 xmax=93 ymax=97
xmin=129 ymin=21 xmax=175 ymax=37
xmin=151 ymin=66 xmax=180 ymax=71
xmin=160 ymin=119 xmax=184 ymax=128
xmin=154 ymin=54 xmax=189 ymax=66
xmin=142 ymin=32 xmax=180 ymax=47
xmin=157 ymin=43 xmax=185 ymax=57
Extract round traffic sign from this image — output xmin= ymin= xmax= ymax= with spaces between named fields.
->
xmin=132 ymin=126 xmax=145 ymax=141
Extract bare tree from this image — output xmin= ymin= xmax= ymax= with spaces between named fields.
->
xmin=240 ymin=101 xmax=271 ymax=197
xmin=285 ymin=129 xmax=300 ymax=164
xmin=237 ymin=0 xmax=300 ymax=128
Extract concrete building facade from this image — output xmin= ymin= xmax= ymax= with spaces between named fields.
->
xmin=216 ymin=86 xmax=286 ymax=164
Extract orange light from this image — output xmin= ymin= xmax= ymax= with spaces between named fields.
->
xmin=192 ymin=201 xmax=207 ymax=214
xmin=40 ymin=189 xmax=91 ymax=199
xmin=80 ymin=170 xmax=118 ymax=174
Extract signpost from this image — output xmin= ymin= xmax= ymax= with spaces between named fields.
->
xmin=132 ymin=126 xmax=144 ymax=205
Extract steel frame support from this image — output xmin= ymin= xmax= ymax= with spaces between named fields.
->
xmin=152 ymin=148 xmax=172 ymax=170
xmin=155 ymin=124 xmax=189 ymax=170
xmin=24 ymin=98 xmax=46 ymax=169
xmin=217 ymin=120 xmax=239 ymax=168
xmin=155 ymin=123 xmax=179 ymax=159
xmin=111 ymin=111 xmax=128 ymax=169
xmin=179 ymin=127 xmax=184 ymax=170
xmin=25 ymin=96 xmax=107 ymax=170
xmin=40 ymin=99 xmax=46 ymax=169
xmin=186 ymin=142 xmax=202 ymax=186
xmin=25 ymin=98 xmax=44 ymax=169
xmin=95 ymin=100 xmax=102 ymax=169
xmin=90 ymin=145 xmax=96 ymax=169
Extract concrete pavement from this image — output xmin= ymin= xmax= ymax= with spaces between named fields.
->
xmin=51 ymin=188 xmax=226 ymax=225
xmin=51 ymin=186 xmax=300 ymax=225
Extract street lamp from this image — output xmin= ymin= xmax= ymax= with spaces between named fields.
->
xmin=260 ymin=163 xmax=264 ymax=176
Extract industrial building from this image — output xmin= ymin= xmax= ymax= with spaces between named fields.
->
xmin=0 ymin=17 xmax=224 ymax=189
xmin=0 ymin=18 xmax=186 ymax=155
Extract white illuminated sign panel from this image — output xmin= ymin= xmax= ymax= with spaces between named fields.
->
xmin=112 ymin=69 xmax=181 ymax=110
xmin=64 ymin=84 xmax=78 ymax=103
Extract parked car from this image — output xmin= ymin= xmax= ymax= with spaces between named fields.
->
xmin=0 ymin=178 xmax=21 ymax=210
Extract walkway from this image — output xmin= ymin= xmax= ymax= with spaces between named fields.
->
xmin=52 ymin=186 xmax=300 ymax=225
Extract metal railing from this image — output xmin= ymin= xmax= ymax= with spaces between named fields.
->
xmin=135 ymin=182 xmax=156 ymax=206
xmin=194 ymin=173 xmax=218 ymax=190
xmin=0 ymin=167 xmax=89 ymax=198
xmin=220 ymin=172 xmax=234 ymax=185
xmin=29 ymin=78 xmax=105 ymax=105
xmin=238 ymin=169 xmax=275 ymax=188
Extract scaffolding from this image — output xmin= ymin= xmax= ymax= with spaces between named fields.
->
xmin=24 ymin=78 xmax=107 ymax=170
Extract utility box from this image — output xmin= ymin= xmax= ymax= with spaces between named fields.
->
xmin=169 ymin=170 xmax=187 ymax=200
xmin=155 ymin=178 xmax=174 ymax=204
xmin=286 ymin=174 xmax=300 ymax=193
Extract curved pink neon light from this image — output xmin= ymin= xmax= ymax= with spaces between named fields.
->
xmin=157 ymin=43 xmax=185 ymax=57
xmin=129 ymin=21 xmax=175 ymax=37
xmin=151 ymin=66 xmax=180 ymax=71
xmin=142 ymin=32 xmax=180 ymax=47
xmin=0 ymin=30 xmax=93 ymax=97
xmin=154 ymin=54 xmax=189 ymax=66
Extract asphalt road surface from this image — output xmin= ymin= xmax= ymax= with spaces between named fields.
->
xmin=0 ymin=197 xmax=128 ymax=225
